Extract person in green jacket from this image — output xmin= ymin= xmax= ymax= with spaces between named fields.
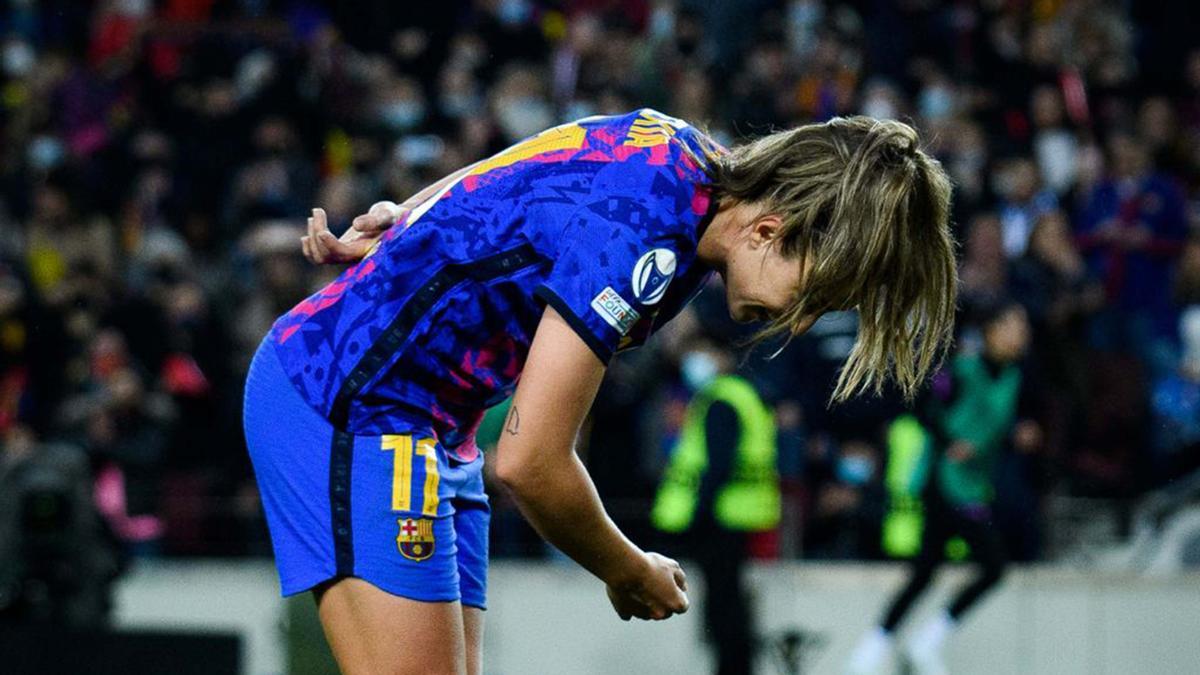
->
xmin=653 ymin=338 xmax=780 ymax=675
xmin=849 ymin=300 xmax=1041 ymax=675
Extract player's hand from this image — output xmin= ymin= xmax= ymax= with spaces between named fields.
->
xmin=351 ymin=200 xmax=408 ymax=237
xmin=606 ymin=552 xmax=689 ymax=621
xmin=301 ymin=201 xmax=406 ymax=265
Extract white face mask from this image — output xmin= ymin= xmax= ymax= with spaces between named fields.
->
xmin=496 ymin=96 xmax=553 ymax=142
xmin=118 ymin=0 xmax=151 ymax=17
xmin=3 ymin=40 xmax=34 ymax=77
xmin=680 ymin=351 xmax=720 ymax=391
xmin=861 ymin=95 xmax=896 ymax=121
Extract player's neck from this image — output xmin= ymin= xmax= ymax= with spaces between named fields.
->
xmin=696 ymin=198 xmax=755 ymax=272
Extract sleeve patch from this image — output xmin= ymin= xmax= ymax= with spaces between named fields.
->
xmin=631 ymin=248 xmax=676 ymax=305
xmin=590 ymin=287 xmax=641 ymax=336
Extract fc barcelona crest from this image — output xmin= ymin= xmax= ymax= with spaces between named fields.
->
xmin=397 ymin=517 xmax=435 ymax=562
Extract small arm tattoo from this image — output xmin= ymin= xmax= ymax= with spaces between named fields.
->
xmin=505 ymin=405 xmax=520 ymax=436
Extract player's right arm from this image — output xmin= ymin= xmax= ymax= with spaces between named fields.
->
xmin=494 ymin=305 xmax=689 ymax=621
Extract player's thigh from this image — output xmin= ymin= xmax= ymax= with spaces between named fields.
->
xmin=315 ymin=576 xmax=467 ymax=675
xmin=462 ymin=605 xmax=484 ymax=675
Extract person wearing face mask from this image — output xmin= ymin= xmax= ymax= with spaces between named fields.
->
xmin=247 ymin=109 xmax=958 ymax=675
xmin=805 ymin=436 xmax=886 ymax=560
xmin=849 ymin=300 xmax=1040 ymax=675
xmin=651 ymin=338 xmax=778 ymax=675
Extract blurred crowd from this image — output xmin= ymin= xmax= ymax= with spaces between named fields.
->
xmin=0 ymin=0 xmax=1197 ymax=584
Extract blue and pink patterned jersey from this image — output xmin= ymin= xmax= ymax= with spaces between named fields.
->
xmin=269 ymin=109 xmax=720 ymax=461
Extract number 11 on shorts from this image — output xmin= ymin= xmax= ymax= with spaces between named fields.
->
xmin=381 ymin=435 xmax=440 ymax=516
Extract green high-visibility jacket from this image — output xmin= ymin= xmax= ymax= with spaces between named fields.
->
xmin=935 ymin=354 xmax=1021 ymax=506
xmin=652 ymin=375 xmax=780 ymax=533
xmin=882 ymin=354 xmax=1021 ymax=557
xmin=882 ymin=414 xmax=931 ymax=558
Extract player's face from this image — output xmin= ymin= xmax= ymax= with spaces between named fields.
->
xmin=721 ymin=215 xmax=817 ymax=333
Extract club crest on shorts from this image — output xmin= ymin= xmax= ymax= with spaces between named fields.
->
xmin=631 ymin=248 xmax=676 ymax=305
xmin=396 ymin=517 xmax=435 ymax=562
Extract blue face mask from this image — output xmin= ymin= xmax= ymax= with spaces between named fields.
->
xmin=836 ymin=455 xmax=874 ymax=486
xmin=919 ymin=85 xmax=953 ymax=121
xmin=498 ymin=0 xmax=530 ymax=26
xmin=562 ymin=100 xmax=597 ymax=122
xmin=649 ymin=7 xmax=675 ymax=39
xmin=28 ymin=135 xmax=65 ymax=171
xmin=680 ymin=352 xmax=719 ymax=391
xmin=440 ymin=93 xmax=479 ymax=119
xmin=380 ymin=101 xmax=426 ymax=130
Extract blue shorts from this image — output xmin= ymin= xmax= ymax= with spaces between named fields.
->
xmin=243 ymin=340 xmax=489 ymax=608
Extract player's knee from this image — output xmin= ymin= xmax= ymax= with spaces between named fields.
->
xmin=354 ymin=647 xmax=465 ymax=675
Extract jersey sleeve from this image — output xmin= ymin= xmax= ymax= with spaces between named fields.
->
xmin=534 ymin=160 xmax=697 ymax=364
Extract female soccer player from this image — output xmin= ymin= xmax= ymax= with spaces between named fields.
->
xmin=243 ymin=109 xmax=956 ymax=675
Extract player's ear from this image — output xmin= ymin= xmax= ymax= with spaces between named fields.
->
xmin=747 ymin=214 xmax=784 ymax=250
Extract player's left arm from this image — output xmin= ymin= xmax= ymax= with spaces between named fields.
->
xmin=495 ymin=305 xmax=688 ymax=621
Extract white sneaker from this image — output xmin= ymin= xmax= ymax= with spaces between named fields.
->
xmin=846 ymin=626 xmax=892 ymax=674
xmin=903 ymin=611 xmax=954 ymax=675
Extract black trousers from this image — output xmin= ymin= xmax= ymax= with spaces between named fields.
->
xmin=693 ymin=519 xmax=753 ymax=675
xmin=881 ymin=497 xmax=1008 ymax=632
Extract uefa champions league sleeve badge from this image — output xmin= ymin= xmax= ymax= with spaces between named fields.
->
xmin=631 ymin=248 xmax=676 ymax=306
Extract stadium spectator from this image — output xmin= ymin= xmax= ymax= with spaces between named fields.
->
xmin=1010 ymin=210 xmax=1103 ymax=461
xmin=996 ymin=156 xmax=1058 ymax=258
xmin=1076 ymin=131 xmax=1189 ymax=370
xmin=802 ymin=435 xmax=885 ymax=560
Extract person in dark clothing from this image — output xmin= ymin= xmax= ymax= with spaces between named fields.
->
xmin=695 ymin=397 xmax=753 ymax=675
xmin=0 ymin=433 xmax=121 ymax=626
xmin=849 ymin=301 xmax=1040 ymax=675
xmin=653 ymin=340 xmax=780 ymax=675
